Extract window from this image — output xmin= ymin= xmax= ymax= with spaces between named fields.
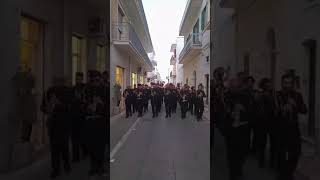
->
xmin=115 ymin=66 xmax=124 ymax=88
xmin=193 ymin=19 xmax=200 ymax=43
xmin=20 ymin=17 xmax=41 ymax=70
xmin=131 ymin=73 xmax=137 ymax=87
xmin=140 ymin=76 xmax=144 ymax=84
xmin=206 ymin=56 xmax=209 ymax=62
xmin=96 ymin=45 xmax=106 ymax=72
xmin=72 ymin=35 xmax=82 ymax=85
xmin=201 ymin=5 xmax=207 ymax=31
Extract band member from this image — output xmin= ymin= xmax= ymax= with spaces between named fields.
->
xmin=164 ymin=86 xmax=173 ymax=118
xmin=41 ymin=77 xmax=72 ymax=178
xmin=180 ymin=86 xmax=189 ymax=119
xmin=172 ymin=87 xmax=178 ymax=113
xmin=276 ymin=74 xmax=307 ymax=180
xmin=143 ymin=85 xmax=150 ymax=113
xmin=136 ymin=84 xmax=144 ymax=117
xmin=255 ymin=78 xmax=278 ymax=168
xmin=84 ymin=71 xmax=107 ymax=177
xmin=150 ymin=87 xmax=159 ymax=118
xmin=156 ymin=84 xmax=162 ymax=114
xmin=195 ymin=84 xmax=206 ymax=121
xmin=132 ymin=84 xmax=137 ymax=113
xmin=123 ymin=86 xmax=132 ymax=118
xmin=222 ymin=76 xmax=252 ymax=180
xmin=189 ymin=86 xmax=196 ymax=115
xmin=70 ymin=72 xmax=87 ymax=163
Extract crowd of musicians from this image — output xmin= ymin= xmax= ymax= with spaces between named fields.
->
xmin=212 ymin=67 xmax=307 ymax=180
xmin=122 ymin=82 xmax=207 ymax=121
xmin=40 ymin=71 xmax=109 ymax=179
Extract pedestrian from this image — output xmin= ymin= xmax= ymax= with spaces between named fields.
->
xmin=70 ymin=72 xmax=87 ymax=163
xmin=195 ymin=84 xmax=206 ymax=121
xmin=222 ymin=76 xmax=252 ymax=180
xmin=84 ymin=71 xmax=107 ymax=177
xmin=179 ymin=86 xmax=189 ymax=119
xmin=255 ymin=78 xmax=278 ymax=168
xmin=150 ymin=87 xmax=159 ymax=118
xmin=164 ymin=86 xmax=173 ymax=118
xmin=123 ymin=86 xmax=132 ymax=118
xmin=189 ymin=86 xmax=196 ymax=115
xmin=41 ymin=77 xmax=72 ymax=179
xmin=276 ymin=73 xmax=307 ymax=180
xmin=136 ymin=84 xmax=144 ymax=117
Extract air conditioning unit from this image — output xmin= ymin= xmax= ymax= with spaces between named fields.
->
xmin=88 ymin=17 xmax=106 ymax=37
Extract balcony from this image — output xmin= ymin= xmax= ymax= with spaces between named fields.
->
xmin=170 ymin=55 xmax=176 ymax=65
xmin=179 ymin=33 xmax=202 ymax=64
xmin=112 ymin=22 xmax=153 ymax=71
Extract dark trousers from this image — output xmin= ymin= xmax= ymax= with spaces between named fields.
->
xmin=189 ymin=102 xmax=194 ymax=115
xmin=172 ymin=101 xmax=177 ymax=113
xmin=225 ymin=125 xmax=250 ymax=180
xmin=195 ymin=104 xmax=204 ymax=120
xmin=125 ymin=101 xmax=132 ymax=117
xmin=88 ymin=143 xmax=106 ymax=175
xmin=132 ymin=101 xmax=136 ymax=113
xmin=181 ymin=102 xmax=188 ymax=119
xmin=277 ymin=130 xmax=301 ymax=180
xmin=256 ymin=124 xmax=278 ymax=167
xmin=50 ymin=137 xmax=70 ymax=173
xmin=151 ymin=103 xmax=158 ymax=117
xmin=137 ymin=100 xmax=143 ymax=117
xmin=165 ymin=103 xmax=172 ymax=117
xmin=144 ymin=100 xmax=148 ymax=112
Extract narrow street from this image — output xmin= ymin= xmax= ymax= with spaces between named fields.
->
xmin=110 ymin=106 xmax=210 ymax=180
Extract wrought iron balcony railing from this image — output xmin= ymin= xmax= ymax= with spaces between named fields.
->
xmin=112 ymin=22 xmax=153 ymax=68
xmin=179 ymin=33 xmax=202 ymax=62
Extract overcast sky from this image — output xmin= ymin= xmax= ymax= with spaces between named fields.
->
xmin=142 ymin=0 xmax=187 ymax=80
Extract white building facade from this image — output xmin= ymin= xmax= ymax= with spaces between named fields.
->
xmin=179 ymin=0 xmax=210 ymax=103
xmin=110 ymin=0 xmax=154 ymax=115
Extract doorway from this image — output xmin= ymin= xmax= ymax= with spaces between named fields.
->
xmin=20 ymin=16 xmax=45 ymax=148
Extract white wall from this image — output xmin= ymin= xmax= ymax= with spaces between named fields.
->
xmin=176 ymin=37 xmax=185 ymax=84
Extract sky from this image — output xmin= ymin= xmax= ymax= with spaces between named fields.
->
xmin=142 ymin=0 xmax=188 ymax=80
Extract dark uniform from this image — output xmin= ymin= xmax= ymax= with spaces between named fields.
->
xmin=70 ymin=81 xmax=87 ymax=162
xmin=123 ymin=88 xmax=132 ymax=118
xmin=83 ymin=72 xmax=107 ymax=176
xmin=156 ymin=87 xmax=162 ymax=114
xmin=276 ymin=90 xmax=307 ymax=180
xmin=255 ymin=88 xmax=278 ymax=168
xmin=41 ymin=81 xmax=72 ymax=178
xmin=150 ymin=88 xmax=159 ymax=118
xmin=195 ymin=89 xmax=206 ymax=121
xmin=136 ymin=87 xmax=144 ymax=117
xmin=172 ymin=88 xmax=178 ymax=113
xmin=143 ymin=87 xmax=150 ymax=113
xmin=189 ymin=88 xmax=196 ymax=115
xmin=132 ymin=88 xmax=137 ymax=114
xmin=164 ymin=88 xmax=174 ymax=118
xmin=222 ymin=89 xmax=253 ymax=180
xmin=179 ymin=90 xmax=189 ymax=119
